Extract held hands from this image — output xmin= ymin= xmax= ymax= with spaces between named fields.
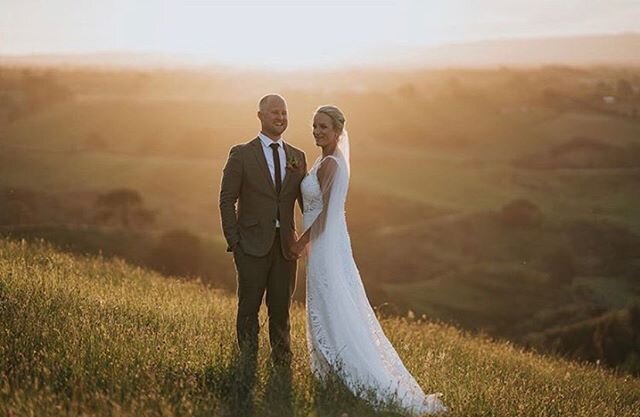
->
xmin=288 ymin=230 xmax=308 ymax=260
xmin=290 ymin=239 xmax=307 ymax=259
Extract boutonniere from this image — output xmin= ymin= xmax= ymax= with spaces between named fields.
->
xmin=286 ymin=156 xmax=301 ymax=171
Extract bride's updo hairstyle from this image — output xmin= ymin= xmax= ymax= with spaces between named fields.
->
xmin=315 ymin=105 xmax=346 ymax=135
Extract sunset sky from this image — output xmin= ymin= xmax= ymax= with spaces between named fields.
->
xmin=2 ymin=0 xmax=639 ymax=69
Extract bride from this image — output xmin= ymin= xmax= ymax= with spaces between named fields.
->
xmin=291 ymin=106 xmax=447 ymax=415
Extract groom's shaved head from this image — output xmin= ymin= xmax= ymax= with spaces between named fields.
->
xmin=258 ymin=94 xmax=286 ymax=112
xmin=258 ymin=94 xmax=288 ymax=140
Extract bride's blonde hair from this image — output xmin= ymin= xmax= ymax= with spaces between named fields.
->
xmin=315 ymin=105 xmax=346 ymax=135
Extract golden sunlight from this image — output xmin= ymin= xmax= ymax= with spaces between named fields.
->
xmin=2 ymin=0 xmax=638 ymax=69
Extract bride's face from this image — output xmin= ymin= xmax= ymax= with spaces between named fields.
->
xmin=312 ymin=113 xmax=340 ymax=148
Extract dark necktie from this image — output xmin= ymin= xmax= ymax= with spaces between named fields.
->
xmin=270 ymin=143 xmax=282 ymax=195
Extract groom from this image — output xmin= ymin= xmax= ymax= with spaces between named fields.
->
xmin=219 ymin=94 xmax=307 ymax=365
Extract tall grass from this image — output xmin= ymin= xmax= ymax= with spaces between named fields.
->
xmin=1 ymin=239 xmax=638 ymax=416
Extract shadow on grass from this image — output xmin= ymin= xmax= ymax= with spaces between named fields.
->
xmin=259 ymin=363 xmax=294 ymax=417
xmin=199 ymin=349 xmax=259 ymax=417
xmin=311 ymin=368 xmax=408 ymax=417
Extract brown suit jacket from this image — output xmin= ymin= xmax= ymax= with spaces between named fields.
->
xmin=219 ymin=137 xmax=307 ymax=260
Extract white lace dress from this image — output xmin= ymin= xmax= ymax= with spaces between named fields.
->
xmin=301 ymin=155 xmax=447 ymax=416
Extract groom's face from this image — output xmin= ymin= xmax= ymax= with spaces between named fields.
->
xmin=258 ymin=97 xmax=288 ymax=139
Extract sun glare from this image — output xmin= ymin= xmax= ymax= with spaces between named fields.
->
xmin=127 ymin=1 xmax=446 ymax=69
xmin=1 ymin=0 xmax=638 ymax=69
xmin=0 ymin=1 xmax=465 ymax=69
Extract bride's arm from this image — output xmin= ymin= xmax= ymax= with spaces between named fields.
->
xmin=292 ymin=156 xmax=338 ymax=252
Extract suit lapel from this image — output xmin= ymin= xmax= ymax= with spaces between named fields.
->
xmin=250 ymin=137 xmax=276 ymax=195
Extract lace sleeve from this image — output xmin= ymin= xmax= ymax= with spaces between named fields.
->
xmin=297 ymin=155 xmax=340 ymax=247
xmin=309 ymin=155 xmax=339 ymax=241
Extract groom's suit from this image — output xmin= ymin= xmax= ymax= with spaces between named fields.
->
xmin=220 ymin=136 xmax=306 ymax=362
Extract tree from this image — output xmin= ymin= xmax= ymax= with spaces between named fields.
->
xmin=500 ymin=198 xmax=543 ymax=228
xmin=94 ymin=188 xmax=155 ymax=229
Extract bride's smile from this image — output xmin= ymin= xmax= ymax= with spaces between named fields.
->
xmin=312 ymin=112 xmax=340 ymax=155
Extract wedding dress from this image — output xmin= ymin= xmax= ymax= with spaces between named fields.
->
xmin=301 ymin=131 xmax=447 ymax=415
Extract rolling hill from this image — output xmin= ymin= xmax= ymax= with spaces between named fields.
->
xmin=1 ymin=239 xmax=638 ymax=416
xmin=1 ymin=33 xmax=639 ymax=70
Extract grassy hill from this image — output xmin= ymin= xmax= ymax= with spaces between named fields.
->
xmin=1 ymin=239 xmax=638 ymax=416
xmin=1 ymin=65 xmax=640 ymax=381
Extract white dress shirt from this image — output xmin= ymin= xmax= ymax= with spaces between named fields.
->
xmin=258 ymin=132 xmax=287 ymax=227
xmin=258 ymin=132 xmax=287 ymax=187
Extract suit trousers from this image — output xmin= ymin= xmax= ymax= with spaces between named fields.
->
xmin=233 ymin=231 xmax=296 ymax=363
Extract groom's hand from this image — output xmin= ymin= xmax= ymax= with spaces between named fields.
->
xmin=231 ymin=243 xmax=243 ymax=257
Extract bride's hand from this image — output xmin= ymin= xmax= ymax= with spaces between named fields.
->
xmin=290 ymin=239 xmax=306 ymax=259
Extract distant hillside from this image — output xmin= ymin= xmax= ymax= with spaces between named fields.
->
xmin=0 ymin=52 xmax=228 ymax=70
xmin=1 ymin=239 xmax=638 ymax=416
xmin=2 ymin=33 xmax=639 ymax=70
xmin=385 ymin=33 xmax=640 ymax=68
xmin=523 ymin=305 xmax=640 ymax=370
xmin=514 ymin=136 xmax=640 ymax=169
